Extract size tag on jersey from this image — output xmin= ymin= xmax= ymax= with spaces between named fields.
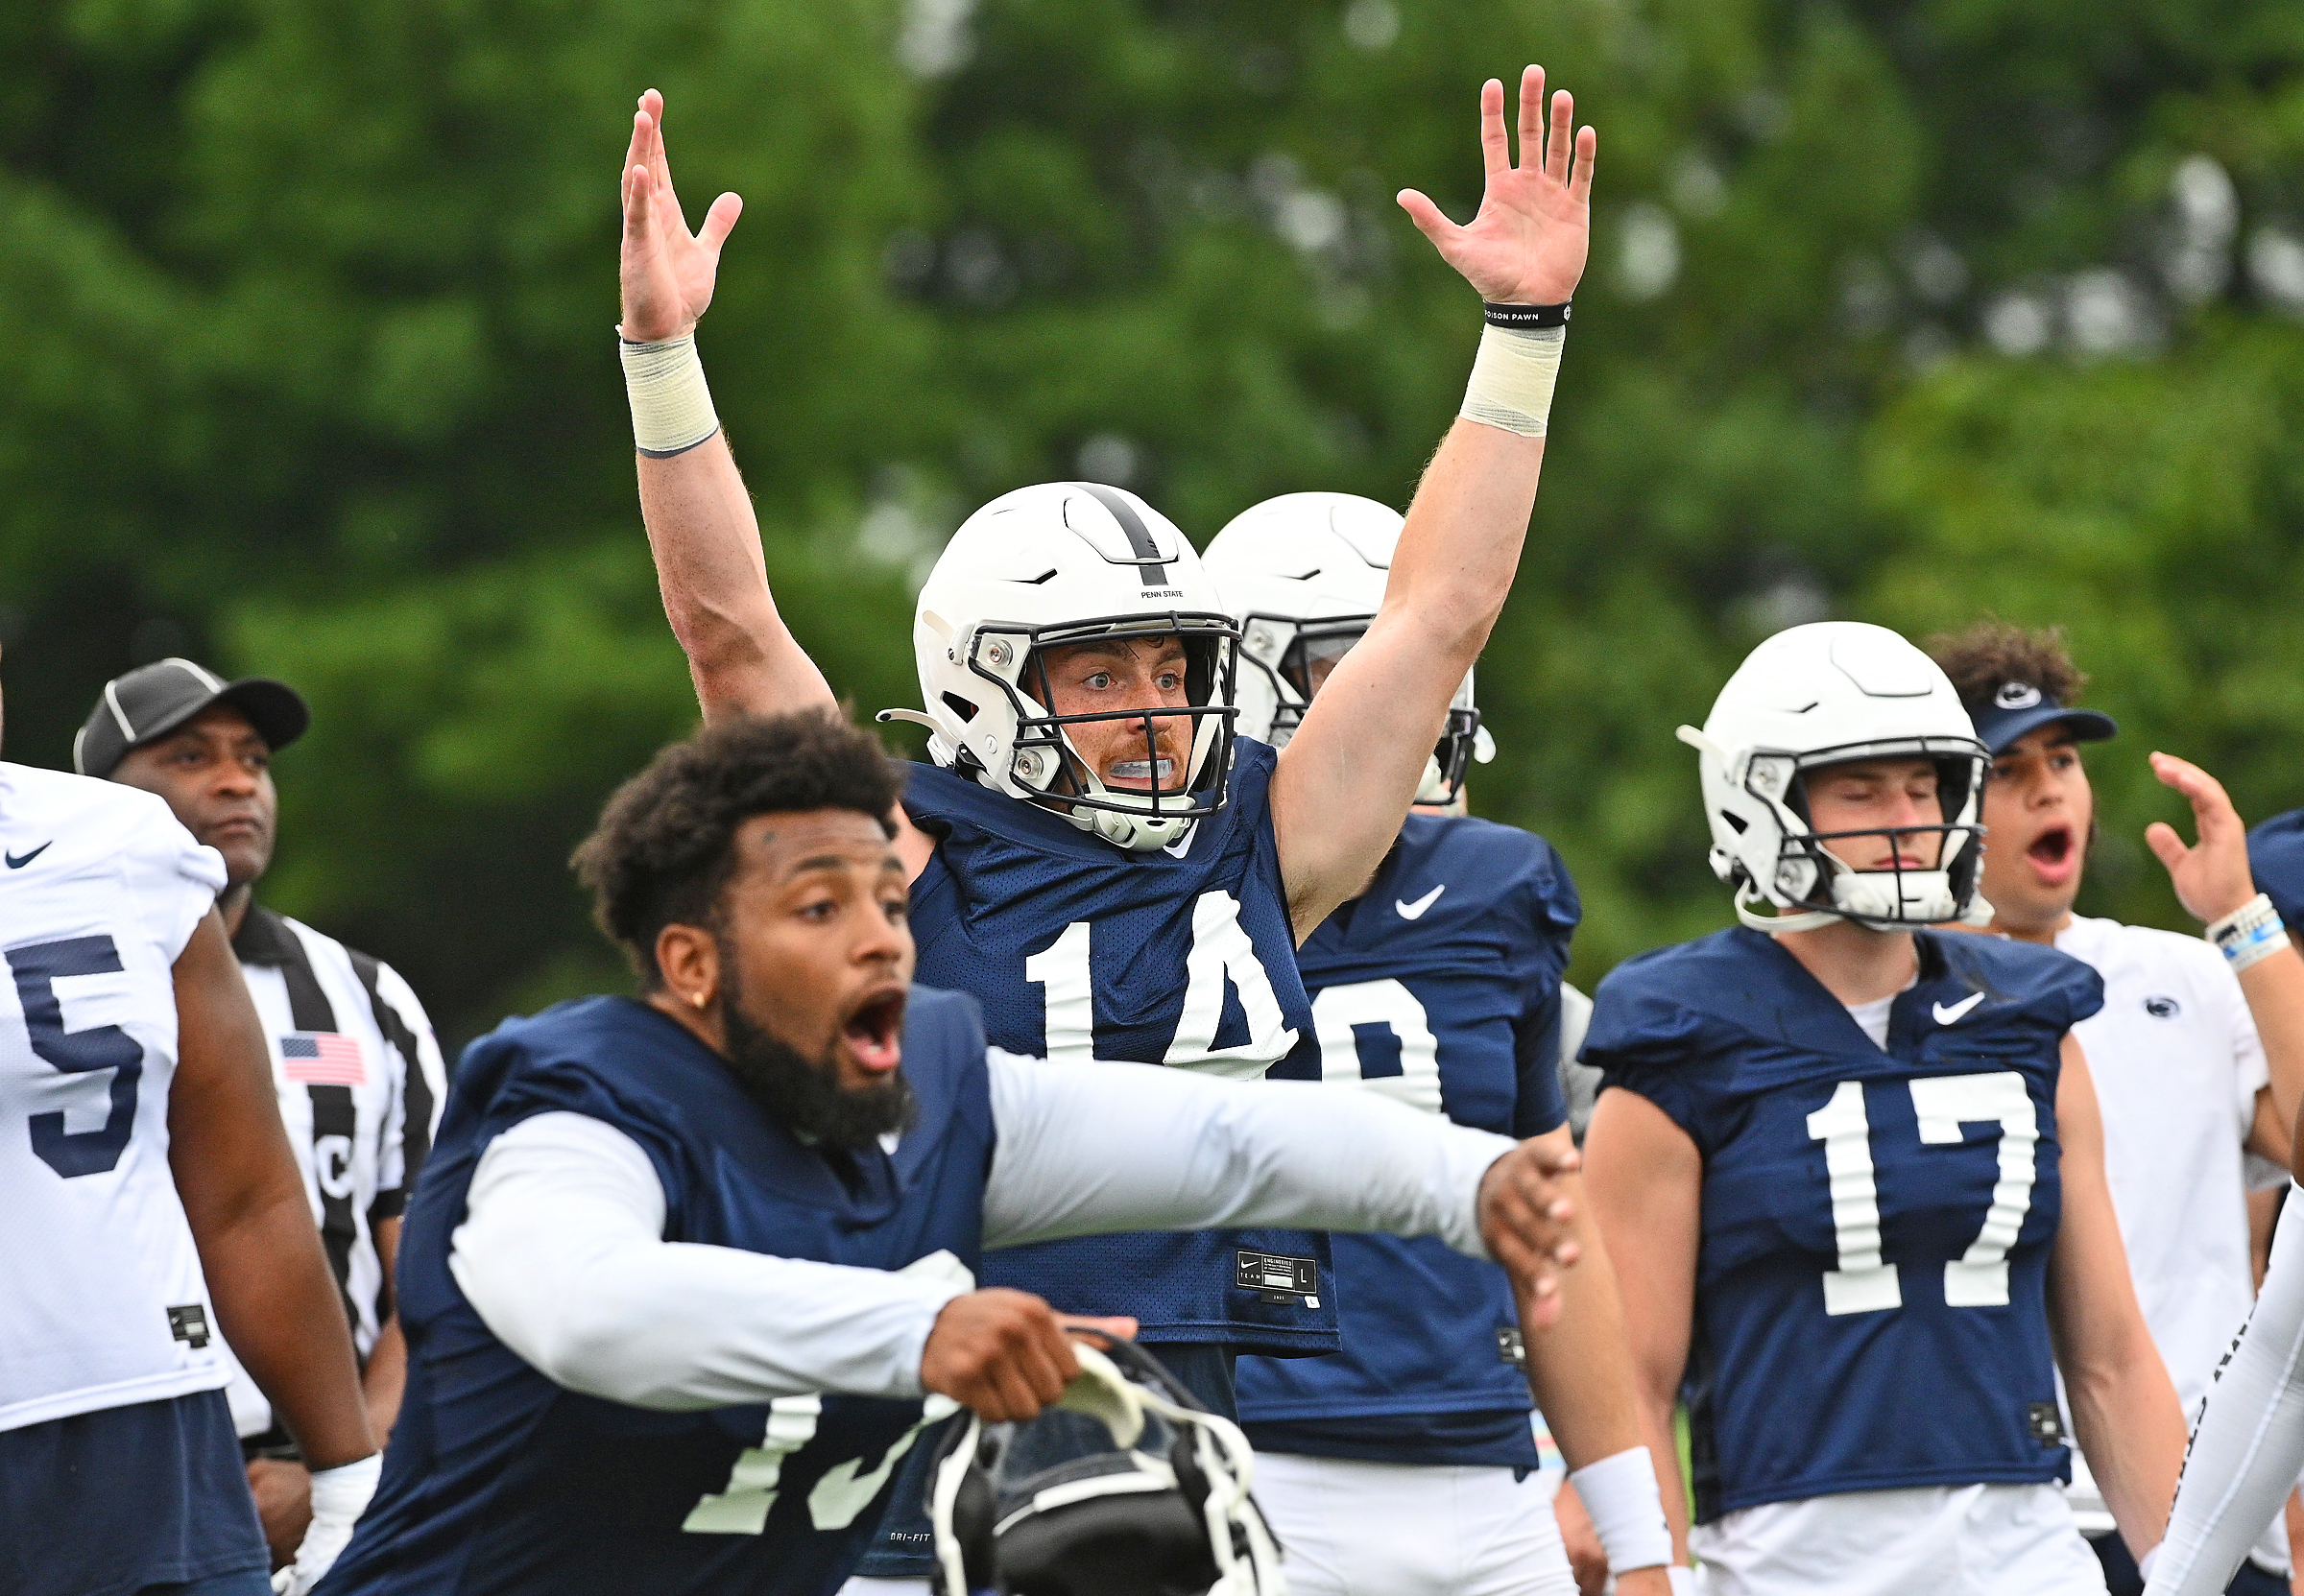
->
xmin=2027 ymin=1402 xmax=2065 ymax=1447
xmin=1496 ymin=1327 xmax=1526 ymax=1368
xmin=1235 ymin=1249 xmax=1320 ymax=1306
xmin=167 ymin=1304 xmax=210 ymax=1349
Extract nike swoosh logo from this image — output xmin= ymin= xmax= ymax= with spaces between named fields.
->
xmin=1932 ymin=991 xmax=1986 ymax=1026
xmin=5 ymin=842 xmax=52 ymax=869
xmin=1396 ymin=884 xmax=1447 ymax=920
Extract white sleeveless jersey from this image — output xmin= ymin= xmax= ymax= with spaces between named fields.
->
xmin=0 ymin=761 xmax=229 ymax=1432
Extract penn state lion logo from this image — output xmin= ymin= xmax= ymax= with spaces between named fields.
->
xmin=1994 ymin=681 xmax=2044 ymax=710
xmin=2143 ymin=994 xmax=2181 ymax=1020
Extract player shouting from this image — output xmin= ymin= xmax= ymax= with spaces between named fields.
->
xmin=1925 ymin=621 xmax=2304 ymax=1596
xmin=1584 ymin=622 xmax=2189 ymax=1595
xmin=611 ymin=67 xmax=1595 ymax=1586
xmin=1206 ymin=493 xmax=1674 ymax=1596
xmin=317 ymin=709 xmax=1586 ymax=1595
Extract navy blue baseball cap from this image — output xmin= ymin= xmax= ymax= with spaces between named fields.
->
xmin=2248 ymin=808 xmax=2304 ymax=934
xmin=1964 ymin=679 xmax=2119 ymax=756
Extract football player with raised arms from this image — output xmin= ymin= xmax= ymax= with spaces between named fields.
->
xmin=0 ymin=644 xmax=381 ymax=1596
xmin=1924 ymin=621 xmax=2304 ymax=1596
xmin=1583 ymin=622 xmax=2189 ymax=1595
xmin=316 ymin=709 xmax=1586 ymax=1596
xmin=1204 ymin=493 xmax=1675 ymax=1596
xmin=612 ymin=66 xmax=1594 ymax=1586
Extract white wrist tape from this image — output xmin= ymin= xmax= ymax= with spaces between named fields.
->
xmin=1460 ymin=322 xmax=1565 ymax=438
xmin=1668 ymin=1568 xmax=1698 ymax=1596
xmin=619 ymin=331 xmax=721 ymax=457
xmin=2208 ymin=893 xmax=2289 ymax=974
xmin=278 ymin=1451 xmax=381 ymax=1595
xmin=1569 ymin=1444 xmax=1674 ymax=1574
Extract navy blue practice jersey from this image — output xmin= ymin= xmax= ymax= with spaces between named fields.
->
xmin=904 ymin=737 xmax=1335 ymax=1355
xmin=318 ymin=989 xmax=996 ymax=1596
xmin=1585 ymin=928 xmax=2104 ymax=1520
xmin=1236 ymin=815 xmax=1577 ymax=1469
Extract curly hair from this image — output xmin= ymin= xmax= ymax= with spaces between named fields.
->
xmin=1924 ymin=617 xmax=2091 ymax=712
xmin=571 ymin=709 xmax=903 ymax=987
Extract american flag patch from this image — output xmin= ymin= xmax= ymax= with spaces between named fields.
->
xmin=280 ymin=1032 xmax=365 ymax=1086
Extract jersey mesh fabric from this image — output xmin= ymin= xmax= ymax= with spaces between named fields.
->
xmin=0 ymin=763 xmax=231 ymax=1432
xmin=903 ymin=740 xmax=1336 ymax=1353
xmin=1587 ymin=927 xmax=2102 ymax=1518
xmin=1238 ymin=815 xmax=1577 ymax=1469
xmin=322 ymin=989 xmax=996 ymax=1596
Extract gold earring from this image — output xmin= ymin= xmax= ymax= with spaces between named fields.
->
xmin=692 ymin=990 xmax=708 ymax=1009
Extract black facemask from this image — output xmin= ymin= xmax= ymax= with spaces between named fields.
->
xmin=716 ymin=948 xmax=916 ymax=1152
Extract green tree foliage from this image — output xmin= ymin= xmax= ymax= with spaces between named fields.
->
xmin=6 ymin=0 xmax=2303 ymax=1043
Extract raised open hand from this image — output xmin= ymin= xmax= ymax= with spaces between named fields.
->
xmin=1398 ymin=67 xmax=1595 ymax=306
xmin=619 ymin=89 xmax=743 ymax=344
xmin=2145 ymin=750 xmax=2260 ymax=925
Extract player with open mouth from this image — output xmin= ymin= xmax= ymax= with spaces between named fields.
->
xmin=1926 ymin=621 xmax=2304 ymax=1596
xmin=1584 ymin=620 xmax=2191 ymax=1595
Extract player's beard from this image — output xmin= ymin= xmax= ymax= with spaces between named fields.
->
xmin=715 ymin=959 xmax=916 ymax=1152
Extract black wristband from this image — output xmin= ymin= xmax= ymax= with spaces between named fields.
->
xmin=1484 ymin=300 xmax=1572 ymax=329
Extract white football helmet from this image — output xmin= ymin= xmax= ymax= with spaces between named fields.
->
xmin=1202 ymin=492 xmax=1493 ymax=806
xmin=880 ymin=482 xmax=1239 ymax=852
xmin=1678 ymin=621 xmax=1990 ymax=932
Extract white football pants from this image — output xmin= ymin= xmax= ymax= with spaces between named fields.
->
xmin=1251 ymin=1452 xmax=1578 ymax=1596
xmin=1692 ymin=1482 xmax=2108 ymax=1596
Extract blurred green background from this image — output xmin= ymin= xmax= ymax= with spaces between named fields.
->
xmin=8 ymin=0 xmax=2304 ymax=1050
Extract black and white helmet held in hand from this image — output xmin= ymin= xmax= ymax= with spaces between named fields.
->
xmin=927 ymin=1339 xmax=1286 ymax=1596
xmin=1201 ymin=492 xmax=1493 ymax=807
xmin=880 ymin=483 xmax=1240 ymax=852
xmin=1677 ymin=621 xmax=1991 ymax=932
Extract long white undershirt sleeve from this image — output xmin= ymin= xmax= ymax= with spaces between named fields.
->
xmin=2146 ymin=1180 xmax=2304 ymax=1595
xmin=980 ymin=1050 xmax=1513 ymax=1257
xmin=448 ymin=1057 xmax=1516 ymax=1415
xmin=449 ymin=1112 xmax=972 ymax=1410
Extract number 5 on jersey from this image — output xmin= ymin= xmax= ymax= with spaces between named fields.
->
xmin=1806 ymin=1072 xmax=2039 ymax=1316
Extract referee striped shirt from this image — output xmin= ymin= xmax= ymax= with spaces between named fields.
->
xmin=222 ymin=903 xmax=447 ymax=1441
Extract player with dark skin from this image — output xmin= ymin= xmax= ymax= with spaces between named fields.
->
xmin=0 ymin=650 xmax=377 ymax=1499
xmin=110 ymin=700 xmax=411 ymax=1563
xmin=638 ymin=799 xmax=1587 ymax=1421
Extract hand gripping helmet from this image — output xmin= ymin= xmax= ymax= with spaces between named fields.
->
xmin=1677 ymin=621 xmax=1991 ymax=932
xmin=927 ymin=1340 xmax=1286 ymax=1596
xmin=881 ymin=483 xmax=1240 ymax=852
xmin=1201 ymin=492 xmax=1493 ymax=806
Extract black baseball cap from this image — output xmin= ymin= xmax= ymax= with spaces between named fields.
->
xmin=74 ymin=656 xmax=310 ymax=779
xmin=1964 ymin=679 xmax=2119 ymax=756
xmin=2249 ymin=808 xmax=2304 ymax=935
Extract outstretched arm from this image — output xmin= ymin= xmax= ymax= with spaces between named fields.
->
xmin=2144 ymin=1180 xmax=2304 ymax=1596
xmin=1273 ymin=66 xmax=1593 ymax=938
xmin=2145 ymin=751 xmax=2304 ymax=1158
xmin=2049 ymin=1037 xmax=2186 ymax=1566
xmin=618 ymin=90 xmax=834 ymax=722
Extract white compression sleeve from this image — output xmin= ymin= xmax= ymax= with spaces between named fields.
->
xmin=981 ymin=1050 xmax=1513 ymax=1256
xmin=2147 ymin=1180 xmax=2304 ymax=1595
xmin=449 ymin=1112 xmax=971 ymax=1410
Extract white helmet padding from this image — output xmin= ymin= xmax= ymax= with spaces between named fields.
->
xmin=1202 ymin=491 xmax=1493 ymax=806
xmin=1679 ymin=621 xmax=1991 ymax=933
xmin=927 ymin=1340 xmax=1287 ymax=1596
xmin=882 ymin=483 xmax=1241 ymax=852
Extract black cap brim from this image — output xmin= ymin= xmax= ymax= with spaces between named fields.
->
xmin=147 ymin=678 xmax=310 ymax=755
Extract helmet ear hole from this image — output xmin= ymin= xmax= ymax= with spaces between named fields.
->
xmin=940 ymin=692 xmax=979 ymax=724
